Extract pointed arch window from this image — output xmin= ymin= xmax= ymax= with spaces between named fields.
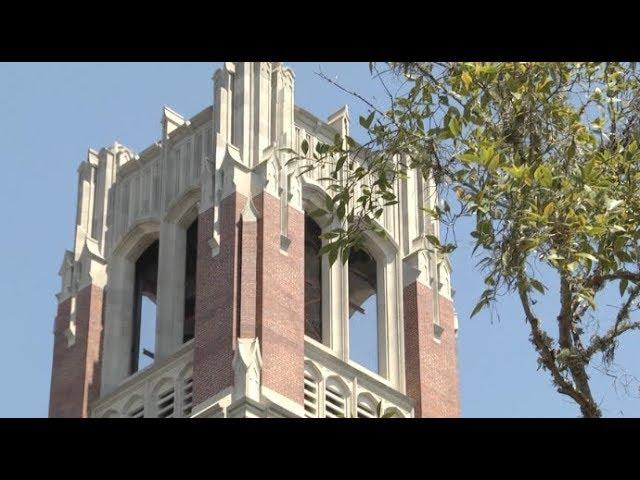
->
xmin=183 ymin=219 xmax=198 ymax=343
xmin=348 ymin=248 xmax=379 ymax=373
xmin=132 ymin=240 xmax=159 ymax=374
xmin=304 ymin=215 xmax=323 ymax=342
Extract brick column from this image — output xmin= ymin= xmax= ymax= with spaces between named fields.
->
xmin=192 ymin=192 xmax=245 ymax=405
xmin=49 ymin=284 xmax=104 ymax=418
xmin=403 ymin=281 xmax=460 ymax=417
xmin=255 ymin=192 xmax=305 ymax=406
xmin=238 ymin=201 xmax=259 ymax=338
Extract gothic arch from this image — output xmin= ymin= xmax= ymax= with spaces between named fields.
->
xmin=164 ymin=186 xmax=200 ymax=227
xmin=299 ymin=175 xmax=405 ymax=390
xmin=111 ymin=219 xmax=160 ymax=261
xmin=102 ymin=219 xmax=161 ymax=395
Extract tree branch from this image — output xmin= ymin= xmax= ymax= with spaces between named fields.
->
xmin=517 ymin=272 xmax=602 ymax=417
xmin=586 ymin=285 xmax=640 ymax=360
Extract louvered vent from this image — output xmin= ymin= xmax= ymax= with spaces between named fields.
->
xmin=357 ymin=398 xmax=376 ymax=418
xmin=303 ymin=370 xmax=318 ymax=418
xmin=325 ymin=382 xmax=347 ymax=418
xmin=157 ymin=385 xmax=175 ymax=418
xmin=128 ymin=403 xmax=144 ymax=418
xmin=182 ymin=375 xmax=194 ymax=417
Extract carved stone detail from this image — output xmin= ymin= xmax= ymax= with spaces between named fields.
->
xmin=232 ymin=337 xmax=263 ymax=403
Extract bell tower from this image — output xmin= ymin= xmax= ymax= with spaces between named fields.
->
xmin=49 ymin=62 xmax=459 ymax=418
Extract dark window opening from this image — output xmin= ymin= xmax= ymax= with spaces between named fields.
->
xmin=304 ymin=215 xmax=323 ymax=342
xmin=132 ymin=240 xmax=159 ymax=374
xmin=348 ymin=248 xmax=379 ymax=373
xmin=183 ymin=219 xmax=198 ymax=343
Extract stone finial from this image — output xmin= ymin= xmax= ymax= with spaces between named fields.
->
xmin=232 ymin=338 xmax=263 ymax=403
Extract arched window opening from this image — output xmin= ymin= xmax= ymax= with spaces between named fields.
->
xmin=183 ymin=219 xmax=198 ymax=343
xmin=348 ymin=248 xmax=379 ymax=373
xmin=304 ymin=215 xmax=323 ymax=342
xmin=132 ymin=240 xmax=159 ymax=374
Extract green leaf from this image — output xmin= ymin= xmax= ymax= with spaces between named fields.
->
xmin=575 ymin=252 xmax=598 ymax=263
xmin=360 ymin=111 xmax=375 ymax=129
xmin=614 ymin=235 xmax=628 ymax=252
xmin=577 ymin=291 xmax=596 ymax=309
xmin=530 ymin=278 xmax=546 ymax=294
xmin=486 ymin=154 xmax=500 ymax=171
xmin=520 ymin=238 xmax=540 ymax=252
xmin=448 ymin=116 xmax=461 ymax=137
xmin=458 ymin=153 xmax=479 ymax=164
xmin=301 ymin=139 xmax=308 ymax=155
xmin=341 ymin=246 xmax=351 ymax=264
xmin=441 ymin=243 xmax=457 ymax=253
xmin=546 ymin=252 xmax=564 ymax=262
xmin=309 ymin=208 xmax=328 ymax=219
xmin=470 ymin=298 xmax=488 ymax=318
xmin=504 ymin=165 xmax=526 ymax=179
xmin=534 ymin=165 xmax=553 ymax=188
xmin=616 ymin=250 xmax=633 ymax=263
xmin=461 ymin=71 xmax=472 ymax=90
xmin=620 ymin=278 xmax=629 ymax=297
xmin=328 ymin=248 xmax=338 ymax=266
xmin=426 ymin=234 xmax=441 ymax=247
xmin=479 ymin=147 xmax=494 ymax=165
xmin=318 ymin=242 xmax=336 ymax=256
xmin=325 ymin=194 xmax=335 ymax=213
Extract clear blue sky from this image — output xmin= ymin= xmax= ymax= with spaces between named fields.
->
xmin=1 ymin=62 xmax=638 ymax=418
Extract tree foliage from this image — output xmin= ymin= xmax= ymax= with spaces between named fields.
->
xmin=287 ymin=62 xmax=640 ymax=417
